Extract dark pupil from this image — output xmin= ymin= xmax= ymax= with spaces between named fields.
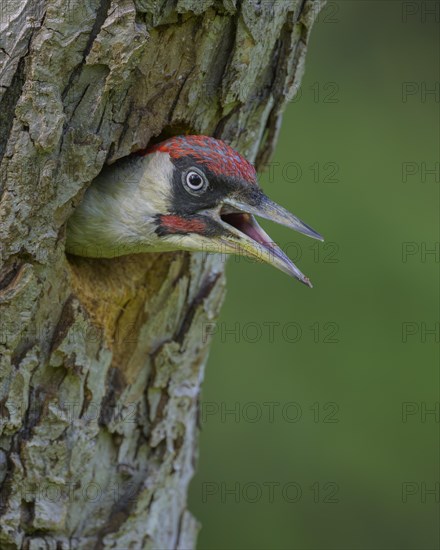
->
xmin=189 ymin=173 xmax=202 ymax=187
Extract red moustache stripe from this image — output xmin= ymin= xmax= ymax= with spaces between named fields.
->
xmin=160 ymin=215 xmax=207 ymax=234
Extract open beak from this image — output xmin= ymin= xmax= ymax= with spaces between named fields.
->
xmin=212 ymin=193 xmax=323 ymax=287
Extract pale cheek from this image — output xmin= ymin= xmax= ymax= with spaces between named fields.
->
xmin=139 ymin=153 xmax=175 ymax=215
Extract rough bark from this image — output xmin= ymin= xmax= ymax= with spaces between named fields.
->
xmin=0 ymin=0 xmax=324 ymax=547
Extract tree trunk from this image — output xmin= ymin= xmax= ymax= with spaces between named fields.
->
xmin=0 ymin=0 xmax=324 ymax=547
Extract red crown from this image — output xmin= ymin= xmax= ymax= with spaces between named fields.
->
xmin=145 ymin=135 xmax=257 ymax=184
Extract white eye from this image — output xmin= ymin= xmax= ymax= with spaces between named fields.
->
xmin=185 ymin=170 xmax=205 ymax=191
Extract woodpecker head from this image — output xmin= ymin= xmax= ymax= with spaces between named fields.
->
xmin=67 ymin=135 xmax=323 ymax=286
xmin=140 ymin=135 xmax=323 ymax=287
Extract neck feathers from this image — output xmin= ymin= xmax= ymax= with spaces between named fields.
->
xmin=66 ymin=153 xmax=174 ymax=258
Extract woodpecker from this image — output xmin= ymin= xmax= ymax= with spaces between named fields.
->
xmin=66 ymin=135 xmax=323 ymax=287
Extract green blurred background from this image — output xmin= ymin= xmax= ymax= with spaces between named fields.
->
xmin=189 ymin=1 xmax=439 ymax=549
